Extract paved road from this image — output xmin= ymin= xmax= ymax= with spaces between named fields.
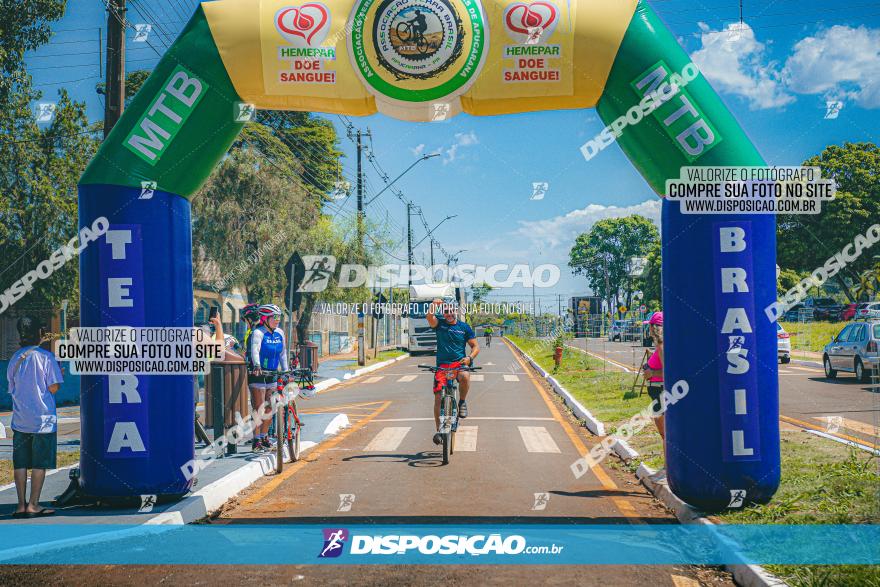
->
xmin=569 ymin=338 xmax=880 ymax=447
xmin=3 ymin=339 xmax=732 ymax=585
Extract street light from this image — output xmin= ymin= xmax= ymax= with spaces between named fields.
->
xmin=413 ymin=215 xmax=456 ymax=248
xmin=447 ymin=249 xmax=466 ymax=265
xmin=365 ymin=153 xmax=440 ymax=205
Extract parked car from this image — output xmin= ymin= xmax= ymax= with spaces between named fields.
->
xmin=856 ymin=302 xmax=880 ymax=320
xmin=783 ymin=303 xmax=807 ymax=322
xmin=822 ymin=320 xmax=880 ymax=382
xmin=839 ymin=303 xmax=859 ymax=321
xmin=608 ymin=319 xmax=636 ymax=342
xmin=805 ymin=297 xmax=842 ymax=321
xmin=777 ymin=322 xmax=791 ymax=363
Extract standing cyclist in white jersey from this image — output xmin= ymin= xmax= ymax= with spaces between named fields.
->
xmin=248 ymin=304 xmax=289 ymax=451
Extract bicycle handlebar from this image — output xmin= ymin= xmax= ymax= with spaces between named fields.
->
xmin=417 ymin=364 xmax=481 ymax=372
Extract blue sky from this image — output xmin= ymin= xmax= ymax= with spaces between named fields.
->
xmin=27 ymin=0 xmax=880 ymax=307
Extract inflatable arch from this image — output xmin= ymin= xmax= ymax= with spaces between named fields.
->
xmin=77 ymin=0 xmax=779 ymax=510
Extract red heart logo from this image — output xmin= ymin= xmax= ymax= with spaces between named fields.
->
xmin=276 ymin=3 xmax=330 ymax=46
xmin=504 ymin=1 xmax=558 ymax=36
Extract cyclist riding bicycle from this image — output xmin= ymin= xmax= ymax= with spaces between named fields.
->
xmin=248 ymin=304 xmax=290 ymax=452
xmin=484 ymin=326 xmax=493 ymax=347
xmin=426 ymin=298 xmax=479 ymax=445
xmin=406 ymin=9 xmax=428 ymax=40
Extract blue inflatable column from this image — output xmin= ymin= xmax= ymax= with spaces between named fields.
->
xmin=78 ymin=185 xmax=196 ymax=497
xmin=662 ymin=200 xmax=780 ymax=509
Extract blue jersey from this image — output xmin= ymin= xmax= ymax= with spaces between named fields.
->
xmin=432 ymin=319 xmax=475 ymax=365
xmin=250 ymin=326 xmax=289 ymax=372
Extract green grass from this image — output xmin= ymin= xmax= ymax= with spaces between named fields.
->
xmin=513 ymin=334 xmax=880 ymax=587
xmin=779 ymin=321 xmax=848 ymax=354
xmin=0 ymin=450 xmax=80 ymax=486
xmin=509 ymin=335 xmax=656 ymax=426
xmin=508 ymin=335 xmax=666 ymax=472
xmin=341 ymin=349 xmax=406 ymax=368
xmin=718 ymin=432 xmax=880 ymax=587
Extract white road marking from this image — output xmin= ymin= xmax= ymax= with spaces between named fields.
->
xmin=503 ymin=374 xmax=520 ymax=382
xmin=455 ymin=426 xmax=478 ymax=451
xmin=363 ymin=376 xmax=384 ymax=384
xmin=396 ymin=375 xmax=418 ymax=382
xmin=518 ymin=426 xmax=561 ymax=453
xmin=484 ymin=362 xmax=495 ymax=365
xmin=364 ymin=427 xmax=410 ymax=451
xmin=470 ymin=374 xmax=485 ymax=381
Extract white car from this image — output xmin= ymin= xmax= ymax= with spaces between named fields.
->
xmin=856 ymin=302 xmax=880 ymax=320
xmin=777 ymin=322 xmax=791 ymax=364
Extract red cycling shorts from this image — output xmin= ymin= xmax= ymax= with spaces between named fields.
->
xmin=433 ymin=362 xmax=462 ymax=394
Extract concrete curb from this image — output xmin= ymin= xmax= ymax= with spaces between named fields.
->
xmin=0 ymin=414 xmax=350 ymax=562
xmin=611 ymin=438 xmax=639 ymax=461
xmin=804 ymin=428 xmax=880 ymax=455
xmin=508 ymin=337 xmax=786 ymax=587
xmin=636 ymin=465 xmax=789 ymax=587
xmin=148 ymin=413 xmax=349 ymax=525
xmin=505 ymin=337 xmax=605 ymax=436
xmin=343 ymin=353 xmax=410 ymax=380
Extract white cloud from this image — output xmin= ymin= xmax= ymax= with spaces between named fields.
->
xmin=514 ymin=199 xmax=661 ymax=250
xmin=410 ymin=143 xmax=425 ymax=156
xmin=691 ymin=22 xmax=794 ymax=110
xmin=783 ymin=25 xmax=880 ymax=108
xmin=440 ymin=131 xmax=479 ymax=165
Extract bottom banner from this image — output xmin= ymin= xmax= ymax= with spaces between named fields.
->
xmin=0 ymin=524 xmax=877 ymax=565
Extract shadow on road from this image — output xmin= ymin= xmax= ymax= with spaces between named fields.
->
xmin=342 ymin=451 xmax=444 ymax=467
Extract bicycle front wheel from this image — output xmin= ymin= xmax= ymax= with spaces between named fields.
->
xmin=275 ymin=404 xmax=285 ymax=473
xmin=289 ymin=411 xmax=301 ymax=462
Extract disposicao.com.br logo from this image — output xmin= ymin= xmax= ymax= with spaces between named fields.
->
xmin=319 ymin=530 xmax=564 ymax=557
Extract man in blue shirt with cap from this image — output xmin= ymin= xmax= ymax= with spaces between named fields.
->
xmin=426 ymin=298 xmax=479 ymax=445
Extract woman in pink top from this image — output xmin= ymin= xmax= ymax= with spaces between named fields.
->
xmin=642 ymin=312 xmax=665 ymax=439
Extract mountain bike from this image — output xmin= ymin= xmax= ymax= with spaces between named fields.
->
xmin=271 ymin=367 xmax=315 ymax=473
xmin=395 ymin=21 xmax=430 ymax=54
xmin=418 ymin=364 xmax=480 ymax=464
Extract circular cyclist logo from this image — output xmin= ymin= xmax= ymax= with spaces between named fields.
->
xmin=349 ymin=0 xmax=488 ymax=103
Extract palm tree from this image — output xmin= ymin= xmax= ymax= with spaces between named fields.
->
xmin=853 ymin=268 xmax=879 ymax=301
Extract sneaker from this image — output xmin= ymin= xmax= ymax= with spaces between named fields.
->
xmin=261 ymin=437 xmax=272 ymax=449
xmin=251 ymin=438 xmax=263 ymax=452
xmin=433 ymin=432 xmax=443 ymax=445
xmin=458 ymin=400 xmax=468 ymax=418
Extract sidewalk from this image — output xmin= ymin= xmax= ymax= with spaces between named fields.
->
xmin=0 ymin=351 xmax=409 ymax=536
xmin=0 ymin=355 xmax=378 ymax=459
xmin=0 ymin=411 xmax=347 ymax=529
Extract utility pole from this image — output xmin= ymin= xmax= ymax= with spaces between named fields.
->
xmin=104 ymin=0 xmax=126 ymax=138
xmin=429 ymin=238 xmax=434 ymax=267
xmin=356 ymin=129 xmax=364 ymax=261
xmin=406 ymin=201 xmax=414 ymax=287
xmin=98 ymin=28 xmax=103 ymax=79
